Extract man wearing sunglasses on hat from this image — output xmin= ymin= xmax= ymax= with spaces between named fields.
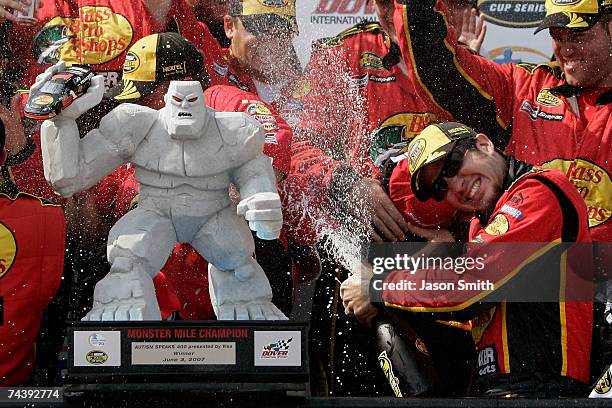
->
xmin=392 ymin=0 xmax=612 ymax=381
xmin=341 ymin=121 xmax=594 ymax=397
xmin=391 ymin=0 xmax=611 ymax=244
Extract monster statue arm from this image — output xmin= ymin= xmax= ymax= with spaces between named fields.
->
xmin=232 ymin=122 xmax=282 ymax=240
xmin=41 ymin=104 xmax=156 ymax=197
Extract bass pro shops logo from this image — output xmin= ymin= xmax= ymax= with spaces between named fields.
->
xmin=0 ymin=222 xmax=17 ymax=279
xmin=478 ymin=0 xmax=546 ymax=28
xmin=36 ymin=6 xmax=133 ymax=66
xmin=260 ymin=337 xmax=292 ymax=359
xmin=543 ymin=159 xmax=612 ymax=228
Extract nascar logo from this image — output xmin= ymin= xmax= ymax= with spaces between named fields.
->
xmin=123 ymin=51 xmax=140 ymax=73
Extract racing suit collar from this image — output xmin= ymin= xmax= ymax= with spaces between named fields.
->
xmin=382 ymin=40 xmax=401 ymax=70
xmin=476 ymin=154 xmax=533 ymax=224
xmin=550 ymin=85 xmax=612 ymax=105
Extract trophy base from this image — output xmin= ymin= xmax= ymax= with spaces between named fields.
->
xmin=66 ymin=321 xmax=309 ymax=394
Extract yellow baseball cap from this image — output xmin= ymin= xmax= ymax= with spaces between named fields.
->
xmin=406 ymin=122 xmax=478 ymax=201
xmin=107 ymin=33 xmax=209 ymax=101
xmin=229 ymin=0 xmax=298 ymax=34
xmin=535 ymin=0 xmax=612 ymax=33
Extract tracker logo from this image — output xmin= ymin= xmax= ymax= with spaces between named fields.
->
xmin=260 ymin=338 xmax=293 ymax=359
xmin=123 ymin=52 xmax=140 ymax=73
xmin=86 ymin=350 xmax=109 ymax=365
xmin=520 ymin=100 xmax=564 ymax=121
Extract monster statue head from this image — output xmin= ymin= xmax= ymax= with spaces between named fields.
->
xmin=161 ymin=81 xmax=210 ymax=140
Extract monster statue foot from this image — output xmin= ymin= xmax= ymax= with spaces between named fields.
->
xmin=83 ymin=258 xmax=161 ymax=321
xmin=209 ymin=260 xmax=288 ymax=320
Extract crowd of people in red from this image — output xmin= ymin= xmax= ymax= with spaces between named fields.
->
xmin=0 ymin=0 xmax=610 ymax=400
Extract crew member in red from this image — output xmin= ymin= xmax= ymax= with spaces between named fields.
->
xmin=0 ymin=117 xmax=66 ymax=385
xmin=289 ymin=0 xmax=486 ymax=396
xmin=392 ymin=0 xmax=611 ymax=243
xmin=8 ymin=0 xmax=228 ymax=204
xmin=214 ymin=0 xmax=306 ymax=127
xmin=291 ymin=0 xmax=489 ymax=243
xmin=342 ymin=122 xmax=594 ymax=397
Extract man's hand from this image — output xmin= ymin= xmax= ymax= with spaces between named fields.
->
xmin=0 ymin=0 xmax=33 ymax=24
xmin=30 ymin=61 xmax=105 ymax=120
xmin=457 ymin=8 xmax=487 ymax=54
xmin=237 ymin=192 xmax=283 ymax=240
xmin=340 ymin=262 xmax=378 ymax=325
xmin=349 ymin=177 xmax=408 ymax=242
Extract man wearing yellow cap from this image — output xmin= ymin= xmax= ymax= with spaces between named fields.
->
xmin=341 ymin=121 xmax=594 ymax=397
xmin=390 ymin=0 xmax=611 ymax=241
xmin=391 ymin=0 xmax=611 ymax=384
xmin=216 ymin=0 xmax=305 ymax=126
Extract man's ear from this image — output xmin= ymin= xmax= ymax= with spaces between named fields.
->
xmin=224 ymin=15 xmax=235 ymax=40
xmin=475 ymin=133 xmax=494 ymax=154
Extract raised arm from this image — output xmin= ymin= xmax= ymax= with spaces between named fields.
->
xmin=393 ymin=0 xmax=514 ymax=148
xmin=36 ymin=63 xmax=155 ymax=196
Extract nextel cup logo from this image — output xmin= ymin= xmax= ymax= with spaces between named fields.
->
xmin=478 ymin=0 xmax=546 ymax=28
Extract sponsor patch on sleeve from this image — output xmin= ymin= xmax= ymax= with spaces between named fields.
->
xmin=484 ymin=214 xmax=510 ymax=236
xmin=477 ymin=345 xmax=499 ymax=376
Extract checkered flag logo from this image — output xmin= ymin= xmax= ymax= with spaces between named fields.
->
xmin=264 ymin=337 xmax=293 ymax=352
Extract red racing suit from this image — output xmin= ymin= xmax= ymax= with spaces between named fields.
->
xmin=290 ymin=22 xmax=456 ymax=231
xmin=210 ymin=50 xmax=308 ymax=128
xmin=381 ymin=160 xmax=593 ymax=393
xmin=393 ymin=0 xmax=611 ymax=242
xmin=0 ymin=187 xmax=65 ymax=385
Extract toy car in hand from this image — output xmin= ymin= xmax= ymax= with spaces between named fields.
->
xmin=24 ymin=64 xmax=95 ymax=120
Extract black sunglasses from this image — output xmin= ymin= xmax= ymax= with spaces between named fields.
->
xmin=427 ymin=138 xmax=476 ymax=201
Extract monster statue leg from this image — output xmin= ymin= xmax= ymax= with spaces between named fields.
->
xmin=192 ymin=205 xmax=287 ymax=320
xmin=83 ymin=208 xmax=178 ymax=321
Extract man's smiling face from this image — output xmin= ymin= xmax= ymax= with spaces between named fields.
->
xmin=550 ymin=17 xmax=612 ymax=88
